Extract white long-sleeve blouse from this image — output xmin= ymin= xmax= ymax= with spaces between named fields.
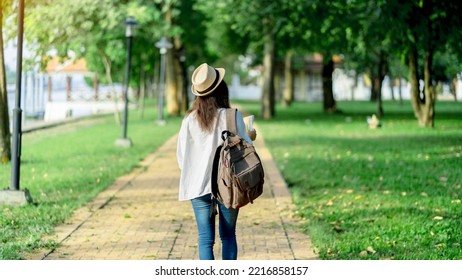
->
xmin=176 ymin=108 xmax=252 ymax=201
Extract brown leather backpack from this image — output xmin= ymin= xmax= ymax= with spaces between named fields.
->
xmin=212 ymin=109 xmax=264 ymax=209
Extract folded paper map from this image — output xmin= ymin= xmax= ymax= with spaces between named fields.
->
xmin=243 ymin=115 xmax=254 ymax=131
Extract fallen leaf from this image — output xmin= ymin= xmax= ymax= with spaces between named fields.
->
xmin=420 ymin=192 xmax=428 ymax=197
xmin=359 ymin=251 xmax=368 ymax=257
xmin=433 ymin=216 xmax=444 ymax=220
xmin=451 ymin=200 xmax=461 ymax=204
xmin=333 ymin=225 xmax=344 ymax=233
xmin=367 ymin=246 xmax=376 ymax=254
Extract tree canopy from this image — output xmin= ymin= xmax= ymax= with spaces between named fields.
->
xmin=0 ymin=0 xmax=461 ymax=144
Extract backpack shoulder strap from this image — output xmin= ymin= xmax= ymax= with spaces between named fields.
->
xmin=225 ymin=108 xmax=238 ymax=135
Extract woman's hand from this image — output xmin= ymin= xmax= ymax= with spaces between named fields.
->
xmin=247 ymin=129 xmax=257 ymax=141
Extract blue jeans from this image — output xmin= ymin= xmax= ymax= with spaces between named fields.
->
xmin=191 ymin=194 xmax=239 ymax=260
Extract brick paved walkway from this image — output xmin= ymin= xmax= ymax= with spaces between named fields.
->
xmin=28 ymin=130 xmax=317 ymax=260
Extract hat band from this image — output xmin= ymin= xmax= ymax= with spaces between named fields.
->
xmin=196 ymin=69 xmax=220 ymax=94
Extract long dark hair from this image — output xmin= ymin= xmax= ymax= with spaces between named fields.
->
xmin=190 ymin=80 xmax=230 ymax=132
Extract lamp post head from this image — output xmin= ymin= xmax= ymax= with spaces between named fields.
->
xmin=155 ymin=37 xmax=173 ymax=54
xmin=125 ymin=16 xmax=137 ymax=38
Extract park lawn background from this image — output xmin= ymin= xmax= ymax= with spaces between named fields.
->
xmin=0 ymin=108 xmax=182 ymax=260
xmin=238 ymin=100 xmax=462 ymax=260
xmin=1 ymin=99 xmax=460 ymax=260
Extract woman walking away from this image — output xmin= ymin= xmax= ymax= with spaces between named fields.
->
xmin=176 ymin=63 xmax=256 ymax=260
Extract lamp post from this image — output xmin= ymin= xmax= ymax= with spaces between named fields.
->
xmin=0 ymin=0 xmax=33 ymax=206
xmin=115 ymin=16 xmax=136 ymax=148
xmin=155 ymin=37 xmax=172 ymax=125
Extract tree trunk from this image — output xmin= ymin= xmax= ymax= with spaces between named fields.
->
xmin=0 ymin=1 xmax=11 ymax=163
xmin=421 ymin=51 xmax=435 ymax=127
xmin=174 ymin=37 xmax=188 ymax=115
xmin=165 ymin=43 xmax=179 ymax=116
xmin=409 ymin=44 xmax=435 ymax=127
xmin=139 ymin=63 xmax=146 ymax=119
xmin=164 ymin=7 xmax=180 ymax=117
xmin=281 ymin=51 xmax=294 ymax=107
xmin=370 ymin=77 xmax=379 ymax=102
xmin=261 ymin=19 xmax=275 ymax=119
xmin=180 ymin=59 xmax=188 ymax=114
xmin=389 ymin=75 xmax=395 ymax=101
xmin=376 ymin=78 xmax=384 ymax=118
xmin=451 ymin=76 xmax=457 ymax=101
xmin=376 ymin=52 xmax=387 ymax=118
xmin=100 ymin=50 xmax=120 ymax=125
xmin=47 ymin=75 xmax=52 ymax=102
xmin=93 ymin=74 xmax=99 ymax=100
xmin=322 ymin=57 xmax=337 ymax=113
xmin=298 ymin=69 xmax=306 ymax=100
xmin=350 ymin=72 xmax=358 ymax=101
xmin=274 ymin=69 xmax=281 ymax=101
xmin=409 ymin=44 xmax=421 ymax=119
xmin=177 ymin=48 xmax=188 ymax=114
xmin=66 ymin=75 xmax=72 ymax=101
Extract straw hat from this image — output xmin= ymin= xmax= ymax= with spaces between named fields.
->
xmin=191 ymin=63 xmax=225 ymax=96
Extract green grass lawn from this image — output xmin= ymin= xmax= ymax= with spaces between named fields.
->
xmin=1 ymin=98 xmax=460 ymax=260
xmin=238 ymin=100 xmax=462 ymax=260
xmin=0 ymin=105 xmax=182 ymax=260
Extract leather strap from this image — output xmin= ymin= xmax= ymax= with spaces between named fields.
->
xmin=225 ymin=108 xmax=237 ymax=135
